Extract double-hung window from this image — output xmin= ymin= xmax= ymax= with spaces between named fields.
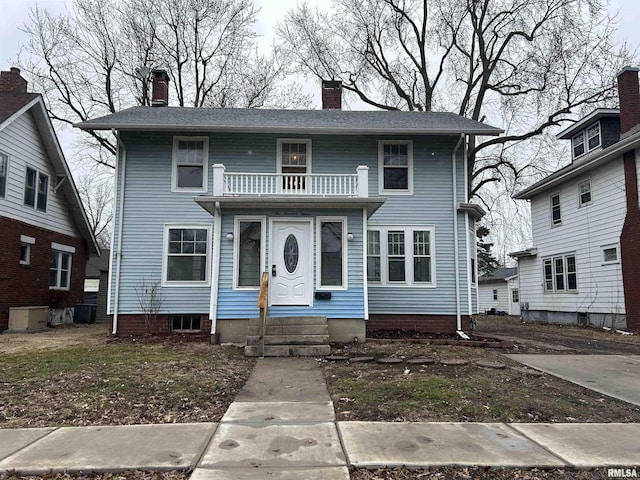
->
xmin=24 ymin=167 xmax=48 ymax=212
xmin=20 ymin=235 xmax=35 ymax=265
xmin=50 ymin=244 xmax=74 ymax=290
xmin=578 ymin=179 xmax=592 ymax=206
xmin=164 ymin=226 xmax=211 ymax=285
xmin=586 ymin=123 xmax=600 ymax=151
xmin=572 ymin=133 xmax=585 ymax=158
xmin=277 ymin=139 xmax=311 ymax=191
xmin=234 ymin=217 xmax=265 ymax=288
xmin=0 ymin=152 xmax=7 ymax=198
xmin=571 ymin=123 xmax=601 ymax=160
xmin=543 ymin=254 xmax=577 ymax=292
xmin=379 ymin=141 xmax=413 ymax=194
xmin=172 ymin=137 xmax=208 ymax=192
xmin=317 ymin=217 xmax=347 ymax=289
xmin=366 ymin=226 xmax=435 ymax=286
xmin=550 ymin=193 xmax=561 ymax=225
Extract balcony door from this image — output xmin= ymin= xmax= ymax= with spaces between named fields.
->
xmin=270 ymin=219 xmax=313 ymax=306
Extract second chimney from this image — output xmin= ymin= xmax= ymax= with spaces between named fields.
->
xmin=617 ymin=66 xmax=640 ymax=138
xmin=151 ymin=69 xmax=170 ymax=107
xmin=322 ymin=80 xmax=342 ymax=110
xmin=0 ymin=67 xmax=28 ymax=94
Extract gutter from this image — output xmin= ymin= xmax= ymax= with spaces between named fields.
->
xmin=451 ymin=134 xmax=468 ymax=339
xmin=112 ymin=130 xmax=126 ymax=336
xmin=209 ymin=201 xmax=222 ymax=339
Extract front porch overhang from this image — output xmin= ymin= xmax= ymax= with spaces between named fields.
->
xmin=195 ymin=195 xmax=387 ymax=217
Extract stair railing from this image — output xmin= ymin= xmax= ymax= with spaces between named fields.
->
xmin=257 ymin=272 xmax=269 ymax=358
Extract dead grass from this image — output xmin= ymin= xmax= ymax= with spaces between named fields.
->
xmin=325 ymin=343 xmax=640 ymax=423
xmin=0 ymin=323 xmax=108 ymax=355
xmin=351 ymin=467 xmax=613 ymax=479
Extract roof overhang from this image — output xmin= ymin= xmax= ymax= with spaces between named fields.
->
xmin=509 ymin=248 xmax=538 ymax=258
xmin=194 ymin=196 xmax=387 ymax=217
xmin=513 ymin=131 xmax=640 ymax=200
xmin=557 ymin=108 xmax=619 ymax=139
xmin=457 ymin=202 xmax=486 ymax=220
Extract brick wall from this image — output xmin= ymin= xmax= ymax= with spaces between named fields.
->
xmin=111 ymin=314 xmax=212 ymax=338
xmin=0 ymin=67 xmax=27 ymax=94
xmin=367 ymin=314 xmax=471 ymax=334
xmin=621 ymin=151 xmax=640 ymax=332
xmin=0 ymin=216 xmax=87 ymax=331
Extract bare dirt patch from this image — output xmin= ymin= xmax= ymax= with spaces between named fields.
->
xmin=0 ymin=472 xmax=188 ymax=480
xmin=352 ymin=466 xmax=616 ymax=479
xmin=0 ymin=324 xmax=108 ymax=355
xmin=325 ymin=343 xmax=640 ymax=423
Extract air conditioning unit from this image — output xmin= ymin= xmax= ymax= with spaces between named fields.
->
xmin=7 ymin=306 xmax=49 ymax=332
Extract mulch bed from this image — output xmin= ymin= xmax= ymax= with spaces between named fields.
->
xmin=352 ymin=467 xmax=617 ymax=479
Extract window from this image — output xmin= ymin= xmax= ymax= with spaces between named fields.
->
xmin=277 ymin=139 xmax=311 ymax=190
xmin=24 ymin=167 xmax=48 ymax=212
xmin=571 ymin=123 xmax=601 ymax=160
xmin=234 ymin=218 xmax=265 ymax=288
xmin=550 ymin=193 xmax=561 ymax=225
xmin=602 ymin=245 xmax=619 ymax=264
xmin=512 ymin=289 xmax=519 ymax=303
xmin=172 ymin=137 xmax=208 ymax=192
xmin=586 ymin=123 xmax=600 ymax=151
xmin=469 ymin=227 xmax=477 ymax=284
xmin=0 ymin=152 xmax=7 ymax=198
xmin=20 ymin=243 xmax=30 ymax=265
xmin=367 ymin=226 xmax=435 ymax=286
xmin=50 ymin=250 xmax=72 ymax=289
xmin=379 ymin=141 xmax=413 ymax=193
xmin=164 ymin=226 xmax=210 ymax=285
xmin=578 ymin=179 xmax=592 ymax=206
xmin=572 ymin=133 xmax=585 ymax=158
xmin=543 ymin=254 xmax=577 ymax=292
xmin=493 ymin=289 xmax=498 ymax=300
xmin=171 ymin=315 xmax=201 ymax=332
xmin=317 ymin=218 xmax=346 ymax=289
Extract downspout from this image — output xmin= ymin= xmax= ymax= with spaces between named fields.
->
xmin=112 ymin=130 xmax=126 ymax=336
xmin=452 ymin=134 xmax=468 ymax=339
xmin=209 ymin=201 xmax=222 ymax=340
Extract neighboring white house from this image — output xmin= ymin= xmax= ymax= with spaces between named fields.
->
xmin=478 ymin=267 xmax=520 ymax=316
xmin=511 ymin=67 xmax=640 ymax=330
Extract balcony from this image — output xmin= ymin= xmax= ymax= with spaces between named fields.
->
xmin=212 ymin=164 xmax=369 ymax=198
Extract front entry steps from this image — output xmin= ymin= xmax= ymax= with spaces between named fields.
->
xmin=244 ymin=316 xmax=331 ymax=357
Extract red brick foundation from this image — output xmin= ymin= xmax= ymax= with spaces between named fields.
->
xmin=0 ymin=217 xmax=87 ymax=331
xmin=621 ymin=151 xmax=640 ymax=333
xmin=111 ymin=314 xmax=212 ymax=338
xmin=367 ymin=314 xmax=471 ymax=334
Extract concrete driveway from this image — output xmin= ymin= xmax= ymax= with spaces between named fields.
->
xmin=506 ymin=354 xmax=640 ymax=406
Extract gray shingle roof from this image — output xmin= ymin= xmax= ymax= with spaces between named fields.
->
xmin=479 ymin=267 xmax=517 ymax=283
xmin=75 ymin=107 xmax=503 ymax=135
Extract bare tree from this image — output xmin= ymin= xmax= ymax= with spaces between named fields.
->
xmin=17 ymin=0 xmax=310 ymax=169
xmin=277 ymin=0 xmax=635 ymax=203
xmin=76 ymin=170 xmax=113 ymax=249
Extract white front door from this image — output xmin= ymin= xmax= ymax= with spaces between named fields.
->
xmin=270 ymin=219 xmax=313 ymax=306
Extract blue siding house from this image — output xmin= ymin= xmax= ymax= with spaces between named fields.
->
xmin=76 ymin=73 xmax=501 ymax=345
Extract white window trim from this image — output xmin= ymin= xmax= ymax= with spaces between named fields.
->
xmin=23 ymin=166 xmax=49 ymax=212
xmin=276 ymin=138 xmax=312 ymax=174
xmin=550 ymin=192 xmax=562 ymax=226
xmin=378 ymin=140 xmax=414 ymax=195
xmin=542 ymin=253 xmax=578 ymax=293
xmin=171 ymin=136 xmax=209 ymax=193
xmin=162 ymin=224 xmax=212 ymax=287
xmin=602 ymin=244 xmax=620 ymax=265
xmin=316 ymin=216 xmax=348 ymax=291
xmin=367 ymin=225 xmax=436 ymax=287
xmin=577 ymin=178 xmax=592 ymax=207
xmin=49 ymin=250 xmax=72 ymax=290
xmin=0 ymin=151 xmax=8 ymax=199
xmin=51 ymin=242 xmax=75 ymax=253
xmin=233 ymin=216 xmax=266 ymax=291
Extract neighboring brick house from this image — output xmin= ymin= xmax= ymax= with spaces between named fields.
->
xmin=0 ymin=67 xmax=100 ymax=331
xmin=512 ymin=67 xmax=640 ymax=332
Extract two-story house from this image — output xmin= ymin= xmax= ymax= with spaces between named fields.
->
xmin=511 ymin=66 xmax=640 ymax=333
xmin=76 ymin=71 xmax=501 ymax=351
xmin=0 ymin=68 xmax=100 ymax=332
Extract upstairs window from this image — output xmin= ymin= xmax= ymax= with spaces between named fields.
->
xmin=602 ymin=245 xmax=619 ymax=264
xmin=277 ymin=139 xmax=311 ymax=191
xmin=379 ymin=141 xmax=413 ymax=194
xmin=172 ymin=137 xmax=208 ymax=192
xmin=571 ymin=122 xmax=601 ymax=160
xmin=550 ymin=193 xmax=561 ymax=225
xmin=587 ymin=124 xmax=600 ymax=150
xmin=0 ymin=153 xmax=7 ymax=198
xmin=572 ymin=133 xmax=585 ymax=158
xmin=493 ymin=289 xmax=498 ymax=300
xmin=24 ymin=167 xmax=48 ymax=212
xmin=578 ymin=179 xmax=592 ymax=207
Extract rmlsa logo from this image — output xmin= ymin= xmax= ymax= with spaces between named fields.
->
xmin=608 ymin=468 xmax=638 ymax=478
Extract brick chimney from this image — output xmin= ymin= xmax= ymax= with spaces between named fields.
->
xmin=617 ymin=66 xmax=640 ymax=138
xmin=151 ymin=69 xmax=170 ymax=107
xmin=0 ymin=67 xmax=28 ymax=94
xmin=322 ymin=80 xmax=342 ymax=110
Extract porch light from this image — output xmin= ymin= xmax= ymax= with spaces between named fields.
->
xmin=347 ymin=233 xmax=354 ymax=241
xmin=226 ymin=233 xmax=234 ymax=240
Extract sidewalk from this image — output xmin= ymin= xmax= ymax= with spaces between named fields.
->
xmin=0 ymin=358 xmax=639 ymax=478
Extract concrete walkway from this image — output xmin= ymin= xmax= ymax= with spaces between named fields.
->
xmin=1 ymin=358 xmax=640 ymax=478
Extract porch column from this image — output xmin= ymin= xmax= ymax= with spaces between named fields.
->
xmin=357 ymin=165 xmax=369 ymax=197
xmin=212 ymin=164 xmax=226 ymax=196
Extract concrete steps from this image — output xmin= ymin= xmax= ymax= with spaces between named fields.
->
xmin=244 ymin=316 xmax=330 ymax=357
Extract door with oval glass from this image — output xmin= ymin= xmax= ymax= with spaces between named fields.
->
xmin=270 ymin=219 xmax=313 ymax=306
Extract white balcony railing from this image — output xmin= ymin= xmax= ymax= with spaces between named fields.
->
xmin=212 ymin=164 xmax=369 ymax=197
